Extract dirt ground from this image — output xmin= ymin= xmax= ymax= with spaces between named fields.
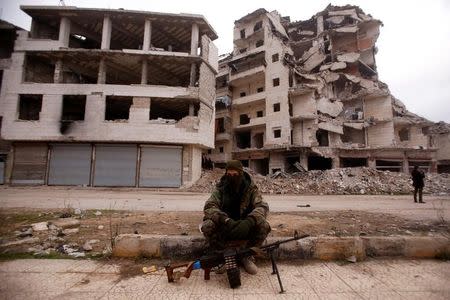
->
xmin=1 ymin=207 xmax=448 ymax=257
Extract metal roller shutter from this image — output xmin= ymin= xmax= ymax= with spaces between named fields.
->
xmin=11 ymin=143 xmax=47 ymax=185
xmin=94 ymin=144 xmax=137 ymax=187
xmin=48 ymin=144 xmax=91 ymax=186
xmin=139 ymin=146 xmax=182 ymax=187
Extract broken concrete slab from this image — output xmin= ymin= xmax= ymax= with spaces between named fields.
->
xmin=330 ymin=61 xmax=347 ymax=71
xmin=317 ymin=97 xmax=343 ymax=117
xmin=337 ymin=52 xmax=360 ymax=63
xmin=31 ymin=222 xmax=48 ymax=231
xmin=51 ymin=218 xmax=81 ymax=229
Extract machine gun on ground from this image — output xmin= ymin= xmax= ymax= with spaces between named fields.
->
xmin=165 ymin=231 xmax=309 ymax=293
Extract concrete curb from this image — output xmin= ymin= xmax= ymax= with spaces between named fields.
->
xmin=113 ymin=234 xmax=450 ymax=260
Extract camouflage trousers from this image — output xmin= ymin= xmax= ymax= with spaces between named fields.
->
xmin=201 ymin=218 xmax=271 ymax=251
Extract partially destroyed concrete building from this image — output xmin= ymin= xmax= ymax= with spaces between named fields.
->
xmin=0 ymin=6 xmax=218 ymax=186
xmin=210 ymin=5 xmax=446 ymax=174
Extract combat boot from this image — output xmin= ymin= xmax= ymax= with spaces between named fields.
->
xmin=241 ymin=256 xmax=258 ymax=275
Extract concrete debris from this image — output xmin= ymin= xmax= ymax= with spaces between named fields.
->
xmin=0 ymin=237 xmax=40 ymax=247
xmin=94 ymin=211 xmax=102 ymax=216
xmin=98 ymin=225 xmax=104 ymax=230
xmin=31 ymin=222 xmax=49 ymax=231
xmin=62 ymin=228 xmax=80 ymax=235
xmin=51 ymin=218 xmax=80 ymax=229
xmin=189 ymin=168 xmax=450 ymax=196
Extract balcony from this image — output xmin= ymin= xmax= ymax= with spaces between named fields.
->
xmin=229 ymin=65 xmax=265 ymax=83
xmin=233 ymin=91 xmax=266 ymax=107
xmin=234 ymin=27 xmax=265 ymax=48
xmin=215 ymin=132 xmax=232 ymax=141
xmin=290 ymin=113 xmax=317 ymax=123
xmin=234 ymin=117 xmax=266 ymax=130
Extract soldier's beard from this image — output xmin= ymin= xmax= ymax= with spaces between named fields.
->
xmin=227 ymin=174 xmax=243 ymax=192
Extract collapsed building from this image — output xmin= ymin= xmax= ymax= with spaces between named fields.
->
xmin=210 ymin=5 xmax=449 ymax=175
xmin=0 ymin=6 xmax=218 ymax=187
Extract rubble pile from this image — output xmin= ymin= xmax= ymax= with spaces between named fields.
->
xmin=188 ymin=167 xmax=450 ymax=195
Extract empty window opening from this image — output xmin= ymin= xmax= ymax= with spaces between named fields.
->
xmin=316 ymin=129 xmax=329 ymax=146
xmin=273 ymin=129 xmax=281 ymax=138
xmin=69 ymin=27 xmax=101 ymax=49
xmin=376 ymin=160 xmax=402 ymax=172
xmin=207 ymin=149 xmax=212 ymax=154
xmin=288 ymin=102 xmax=293 ymax=116
xmin=253 ymin=132 xmax=264 ymax=148
xmin=219 ymin=147 xmax=224 ymax=153
xmin=240 ymin=29 xmax=246 ymax=39
xmin=60 ymin=57 xmax=98 ymax=84
xmin=150 ymin=98 xmax=198 ymax=121
xmin=109 ymin=20 xmax=144 ymax=50
xmin=239 ymin=114 xmax=250 ymax=125
xmin=308 ymin=156 xmax=332 ymax=170
xmin=62 ymin=95 xmax=86 ymax=121
xmin=217 ymin=117 xmax=225 ymax=133
xmin=105 ymin=96 xmax=132 ymax=121
xmin=399 ymin=128 xmax=410 ymax=141
xmin=242 ymin=160 xmax=249 ymax=168
xmin=18 ymin=94 xmax=42 ymax=121
xmin=255 ymin=40 xmax=264 ymax=47
xmin=145 ymin=59 xmax=195 ymax=87
xmin=240 ymin=92 xmax=246 ymax=97
xmin=239 ymin=48 xmax=247 ymax=54
xmin=105 ymin=59 xmax=141 ymax=85
xmin=0 ymin=29 xmax=15 ymax=59
xmin=273 ymin=78 xmax=280 ymax=87
xmin=285 ymin=155 xmax=302 ymax=173
xmin=273 ymin=103 xmax=280 ymax=112
xmin=24 ymin=54 xmax=55 ymax=83
xmin=254 ymin=21 xmax=262 ymax=32
xmin=252 ymin=158 xmax=269 ymax=175
xmin=408 ymin=161 xmax=431 ymax=173
xmin=30 ymin=20 xmax=59 ymax=40
xmin=256 ymin=110 xmax=263 ymax=118
xmin=341 ymin=157 xmax=367 ymax=168
xmin=236 ymin=131 xmax=251 ymax=149
xmin=0 ymin=70 xmax=3 ymax=92
xmin=273 ymin=54 xmax=280 ymax=64
xmin=257 ymin=87 xmax=264 ymax=93
xmin=342 ymin=127 xmax=365 ymax=145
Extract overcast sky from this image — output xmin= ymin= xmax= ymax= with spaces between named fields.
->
xmin=1 ymin=0 xmax=449 ymax=123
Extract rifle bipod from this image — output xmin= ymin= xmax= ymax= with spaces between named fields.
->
xmin=269 ymin=249 xmax=285 ymax=293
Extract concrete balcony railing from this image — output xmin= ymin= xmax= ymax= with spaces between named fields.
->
xmin=215 ymin=132 xmax=232 ymax=141
xmin=233 ymin=91 xmax=266 ymax=107
xmin=229 ymin=65 xmax=265 ymax=83
xmin=208 ymin=152 xmax=232 ymax=163
xmin=290 ymin=113 xmax=317 ymax=122
xmin=234 ymin=117 xmax=265 ymax=130
xmin=234 ymin=27 xmax=265 ymax=48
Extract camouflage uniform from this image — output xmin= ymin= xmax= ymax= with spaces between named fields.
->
xmin=201 ymin=171 xmax=271 ymax=250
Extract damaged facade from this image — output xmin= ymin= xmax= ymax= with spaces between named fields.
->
xmin=0 ymin=6 xmax=218 ymax=186
xmin=210 ymin=5 xmax=446 ymax=175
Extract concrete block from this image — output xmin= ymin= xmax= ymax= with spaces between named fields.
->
xmin=402 ymin=236 xmax=450 ymax=258
xmin=112 ymin=234 xmax=141 ymax=257
xmin=313 ymin=237 xmax=365 ymax=261
xmin=362 ymin=236 xmax=405 ymax=257
xmin=50 ymin=218 xmax=80 ymax=229
xmin=139 ymin=235 xmax=161 ymax=258
xmin=160 ymin=236 xmax=206 ymax=259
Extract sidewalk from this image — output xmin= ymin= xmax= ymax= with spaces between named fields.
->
xmin=0 ymin=258 xmax=449 ymax=299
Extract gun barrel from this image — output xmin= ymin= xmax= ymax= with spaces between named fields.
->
xmin=260 ymin=232 xmax=309 ymax=251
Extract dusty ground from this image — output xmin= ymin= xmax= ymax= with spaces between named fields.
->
xmin=1 ymin=207 xmax=448 ymax=258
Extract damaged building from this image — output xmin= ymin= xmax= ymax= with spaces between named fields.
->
xmin=209 ymin=5 xmax=445 ymax=175
xmin=0 ymin=6 xmax=218 ymax=187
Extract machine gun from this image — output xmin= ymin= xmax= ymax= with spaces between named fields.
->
xmin=165 ymin=231 xmax=309 ymax=293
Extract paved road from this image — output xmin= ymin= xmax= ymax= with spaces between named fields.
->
xmin=0 ymin=258 xmax=448 ymax=299
xmin=0 ymin=186 xmax=449 ymax=221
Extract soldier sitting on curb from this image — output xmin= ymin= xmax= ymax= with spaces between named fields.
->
xmin=201 ymin=160 xmax=271 ymax=274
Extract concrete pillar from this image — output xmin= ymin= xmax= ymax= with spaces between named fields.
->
xmin=189 ymin=103 xmax=195 ymax=116
xmin=101 ymin=15 xmax=112 ymax=50
xmin=143 ymin=19 xmax=152 ymax=51
xmin=430 ymin=160 xmax=438 ymax=173
xmin=332 ymin=156 xmax=340 ymax=169
xmin=190 ymin=23 xmax=199 ymax=55
xmin=402 ymin=154 xmax=409 ymax=173
xmin=141 ymin=59 xmax=148 ymax=84
xmin=98 ymin=58 xmax=106 ymax=84
xmin=54 ymin=59 xmax=63 ymax=83
xmin=368 ymin=157 xmax=376 ymax=169
xmin=316 ymin=15 xmax=324 ymax=35
xmin=58 ymin=17 xmax=71 ymax=47
xmin=189 ymin=63 xmax=197 ymax=86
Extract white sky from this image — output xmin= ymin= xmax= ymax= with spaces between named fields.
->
xmin=1 ymin=0 xmax=449 ymax=123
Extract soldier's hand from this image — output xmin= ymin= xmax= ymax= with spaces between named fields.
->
xmin=228 ymin=217 xmax=255 ymax=240
xmin=224 ymin=218 xmax=239 ymax=231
